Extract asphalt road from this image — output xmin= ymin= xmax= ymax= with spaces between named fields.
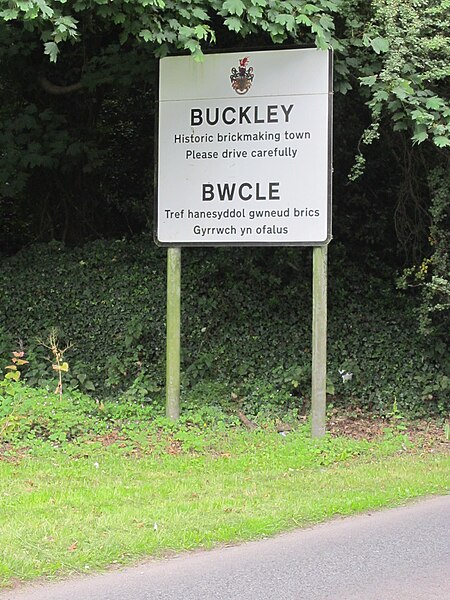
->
xmin=3 ymin=495 xmax=450 ymax=600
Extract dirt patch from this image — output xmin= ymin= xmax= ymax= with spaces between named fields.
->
xmin=327 ymin=409 xmax=449 ymax=453
xmin=1 ymin=413 xmax=448 ymax=461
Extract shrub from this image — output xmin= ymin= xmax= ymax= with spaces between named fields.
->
xmin=0 ymin=238 xmax=448 ymax=415
xmin=0 ymin=380 xmax=107 ymax=444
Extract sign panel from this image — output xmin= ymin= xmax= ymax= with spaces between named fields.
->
xmin=157 ymin=48 xmax=332 ymax=246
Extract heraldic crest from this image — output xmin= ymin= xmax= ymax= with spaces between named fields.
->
xmin=230 ymin=57 xmax=254 ymax=95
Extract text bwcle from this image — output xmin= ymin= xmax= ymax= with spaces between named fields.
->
xmin=157 ymin=48 xmax=332 ymax=246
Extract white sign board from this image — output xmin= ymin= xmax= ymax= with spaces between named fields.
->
xmin=157 ymin=48 xmax=332 ymax=246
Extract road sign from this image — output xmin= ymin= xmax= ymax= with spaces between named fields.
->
xmin=157 ymin=48 xmax=332 ymax=246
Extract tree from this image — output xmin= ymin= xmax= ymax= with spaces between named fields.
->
xmin=1 ymin=1 xmax=449 ymax=340
xmin=0 ymin=1 xmax=339 ymax=61
xmin=0 ymin=0 xmax=339 ymax=247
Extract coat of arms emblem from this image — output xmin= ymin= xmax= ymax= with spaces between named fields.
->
xmin=230 ymin=57 xmax=254 ymax=95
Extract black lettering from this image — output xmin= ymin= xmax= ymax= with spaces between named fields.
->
xmin=202 ymin=183 xmax=214 ymax=201
xmin=223 ymin=107 xmax=236 ymax=125
xmin=254 ymin=106 xmax=264 ymax=123
xmin=239 ymin=106 xmax=252 ymax=124
xmin=255 ymin=183 xmax=266 ymax=201
xmin=269 ymin=182 xmax=280 ymax=200
xmin=206 ymin=107 xmax=219 ymax=126
xmin=218 ymin=183 xmax=236 ymax=201
xmin=267 ymin=105 xmax=278 ymax=123
xmin=239 ymin=183 xmax=252 ymax=201
xmin=281 ymin=104 xmax=294 ymax=122
xmin=191 ymin=108 xmax=203 ymax=126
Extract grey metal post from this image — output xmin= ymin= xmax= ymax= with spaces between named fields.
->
xmin=311 ymin=245 xmax=328 ymax=438
xmin=166 ymin=247 xmax=181 ymax=420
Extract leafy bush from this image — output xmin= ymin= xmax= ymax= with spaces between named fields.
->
xmin=0 ymin=380 xmax=108 ymax=444
xmin=0 ymin=238 xmax=167 ymax=399
xmin=398 ymin=166 xmax=450 ymax=345
xmin=0 ymin=238 xmax=448 ymax=416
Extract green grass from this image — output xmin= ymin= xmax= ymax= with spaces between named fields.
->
xmin=0 ymin=428 xmax=449 ymax=587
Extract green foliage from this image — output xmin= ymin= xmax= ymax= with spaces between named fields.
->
xmin=337 ymin=0 xmax=450 ymax=152
xmin=0 ymin=0 xmax=448 ymax=266
xmin=0 ymin=0 xmax=339 ymax=61
xmin=398 ymin=164 xmax=450 ymax=345
xmin=2 ymin=414 xmax=445 ymax=588
xmin=0 ymin=380 xmax=108 ymax=444
xmin=0 ymin=2 xmax=448 ymax=427
xmin=0 ymin=379 xmax=164 ymax=446
xmin=0 ymin=238 xmax=167 ymax=399
xmin=0 ymin=22 xmax=158 ymax=248
xmin=3 ymin=348 xmax=29 ymax=382
xmin=0 ymin=378 xmax=412 ymax=456
xmin=0 ymin=0 xmax=340 ymax=248
xmin=0 ymin=239 xmax=448 ymax=416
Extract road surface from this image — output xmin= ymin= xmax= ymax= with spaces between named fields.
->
xmin=3 ymin=495 xmax=449 ymax=600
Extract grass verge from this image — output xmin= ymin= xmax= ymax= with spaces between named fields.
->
xmin=0 ymin=427 xmax=449 ymax=588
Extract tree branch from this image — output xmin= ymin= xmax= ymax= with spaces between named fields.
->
xmin=38 ymin=76 xmax=84 ymax=95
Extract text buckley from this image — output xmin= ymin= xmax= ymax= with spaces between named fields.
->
xmin=191 ymin=104 xmax=294 ymax=127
